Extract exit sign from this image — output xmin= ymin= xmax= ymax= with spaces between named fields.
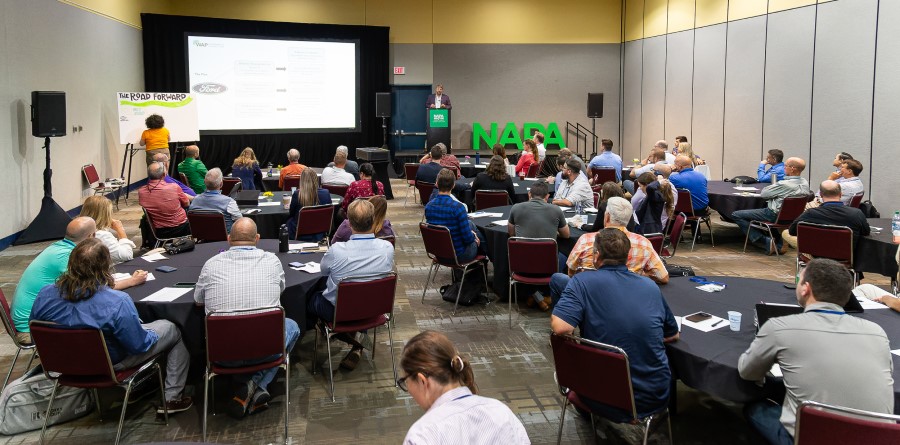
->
xmin=393 ymin=66 xmax=406 ymax=75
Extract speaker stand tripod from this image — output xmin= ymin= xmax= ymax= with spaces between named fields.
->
xmin=381 ymin=116 xmax=389 ymax=150
xmin=14 ymin=137 xmax=73 ymax=245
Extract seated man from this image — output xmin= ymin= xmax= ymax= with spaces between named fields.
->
xmin=835 ymin=159 xmax=864 ymax=204
xmin=419 ymin=143 xmax=461 ymax=179
xmin=668 ymin=155 xmax=709 ymax=213
xmin=189 ymin=168 xmax=244 ymax=232
xmin=31 ymin=238 xmax=191 ymax=413
xmin=587 ymin=139 xmax=622 ymax=182
xmin=508 ymin=180 xmax=570 ymax=311
xmin=307 ymin=199 xmax=394 ymax=371
xmin=757 ymin=149 xmax=786 ymax=183
xmin=552 ymin=158 xmax=595 ymax=211
xmin=321 ymin=151 xmax=356 ymax=186
xmin=12 ymin=217 xmax=146 ymax=343
xmin=278 ymin=148 xmax=306 ymax=190
xmin=327 ymin=145 xmax=360 ymax=180
xmin=153 ymin=152 xmax=196 ymax=198
xmin=789 ymin=180 xmax=870 ymax=238
xmin=415 ymin=145 xmax=445 ymax=185
xmin=425 ymin=168 xmax=486 ymax=263
xmin=624 ymin=147 xmax=666 ymax=194
xmin=739 ymin=259 xmax=894 ymax=445
xmin=551 ymin=228 xmax=679 ymax=423
xmin=548 ymin=154 xmax=587 ymax=194
xmin=826 ymin=152 xmax=854 ymax=181
xmin=139 ymin=162 xmax=192 ymax=245
xmin=551 ymin=197 xmax=668 ymax=303
xmin=194 ymin=218 xmax=299 ymax=419
xmin=732 ymin=157 xmax=810 ymax=254
xmin=177 ymin=145 xmax=208 ymax=194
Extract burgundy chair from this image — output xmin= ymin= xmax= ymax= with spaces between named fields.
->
xmin=644 ymin=233 xmax=665 ymax=256
xmin=143 ymin=208 xmax=189 ymax=248
xmin=550 ymin=333 xmax=671 ymax=445
xmin=508 ymin=237 xmax=558 ymax=328
xmin=222 ymin=177 xmax=241 ymax=196
xmin=593 ymin=191 xmax=601 ymax=208
xmin=29 ymin=321 xmax=168 ymax=445
xmin=415 ymin=181 xmax=436 ymax=207
xmin=674 ymin=189 xmax=715 ymax=251
xmin=322 ymin=183 xmax=349 ymax=197
xmin=848 ymin=192 xmax=864 ymax=208
xmin=795 ymin=400 xmax=900 ymax=445
xmin=419 ymin=223 xmax=490 ymax=314
xmin=796 ymin=222 xmax=856 ymax=283
xmin=281 ymin=174 xmax=301 ymax=191
xmin=178 ymin=172 xmax=190 ymax=187
xmin=404 ymin=163 xmax=420 ymax=205
xmin=590 ymin=166 xmax=617 ymax=185
xmin=474 ymin=190 xmax=511 ymax=210
xmin=526 ymin=162 xmax=541 ymax=178
xmin=313 ymin=273 xmax=398 ymax=401
xmin=743 ymin=195 xmax=808 ymax=256
xmin=378 ymin=235 xmax=396 ymax=246
xmin=659 ymin=212 xmax=687 ymax=259
xmin=0 ymin=290 xmax=36 ymax=392
xmin=83 ymin=164 xmax=124 ymax=208
xmin=296 ymin=204 xmax=334 ymax=245
xmin=204 ymin=307 xmax=289 ymax=441
xmin=187 ymin=210 xmax=228 ymax=243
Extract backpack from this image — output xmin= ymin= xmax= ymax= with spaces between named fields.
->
xmin=725 ymin=175 xmax=758 ymax=184
xmin=858 ymin=200 xmax=880 ymax=219
xmin=0 ymin=365 xmax=94 ymax=435
xmin=440 ymin=266 xmax=488 ymax=306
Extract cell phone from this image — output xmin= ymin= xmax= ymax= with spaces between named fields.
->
xmin=685 ymin=312 xmax=713 ymax=323
xmin=173 ymin=282 xmax=196 ymax=288
xmin=155 ymin=265 xmax=177 ymax=273
xmin=289 ymin=262 xmax=305 ymax=268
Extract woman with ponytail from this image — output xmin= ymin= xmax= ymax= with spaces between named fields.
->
xmin=342 ymin=162 xmax=384 ymax=215
xmin=399 ymin=331 xmax=530 ymax=445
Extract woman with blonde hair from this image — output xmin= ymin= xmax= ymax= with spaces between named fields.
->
xmin=287 ymin=168 xmax=331 ymax=240
xmin=78 ymin=195 xmax=135 ymax=264
xmin=231 ymin=147 xmax=263 ymax=190
xmin=332 ymin=195 xmax=394 ymax=243
xmin=399 ymin=330 xmax=529 ymax=445
xmin=677 ymin=142 xmax=705 ymax=166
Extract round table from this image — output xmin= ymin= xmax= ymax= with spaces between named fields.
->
xmin=238 ymin=191 xmax=343 ymax=239
xmin=706 ymin=181 xmax=766 ymax=222
xmin=661 ymin=275 xmax=900 ymax=412
xmin=856 ymin=219 xmax=900 ymax=279
xmin=117 ymin=240 xmax=326 ymax=355
xmin=454 ymin=177 xmax=549 ymax=209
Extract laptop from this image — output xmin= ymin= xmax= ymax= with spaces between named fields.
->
xmin=755 ymin=294 xmax=864 ymax=332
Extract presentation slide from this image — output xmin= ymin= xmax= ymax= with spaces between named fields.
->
xmin=186 ymin=35 xmax=359 ymax=133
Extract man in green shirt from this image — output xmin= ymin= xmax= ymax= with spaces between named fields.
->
xmin=177 ymin=145 xmax=208 ymax=194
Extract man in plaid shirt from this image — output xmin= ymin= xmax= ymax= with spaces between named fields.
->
xmin=425 ymin=168 xmax=486 ymax=263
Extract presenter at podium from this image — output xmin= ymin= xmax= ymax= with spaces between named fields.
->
xmin=425 ymin=84 xmax=452 ymax=110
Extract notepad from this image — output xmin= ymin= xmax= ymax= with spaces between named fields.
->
xmin=141 ymin=287 xmax=192 ymax=302
xmin=733 ymin=186 xmax=759 ymax=191
xmin=681 ymin=314 xmax=728 ymax=332
xmin=141 ymin=252 xmax=168 ymax=262
xmin=291 ymin=262 xmax=321 ymax=273
xmin=257 ymin=201 xmax=281 ymax=206
xmin=469 ymin=212 xmax=502 ymax=218
xmin=113 ymin=272 xmax=155 ymax=282
xmin=769 ymin=364 xmax=783 ymax=377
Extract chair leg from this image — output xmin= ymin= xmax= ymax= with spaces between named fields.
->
xmin=388 ymin=319 xmax=398 ymax=384
xmin=705 ymin=218 xmax=715 ymax=247
xmin=481 ymin=262 xmax=491 ymax=299
xmin=742 ymin=224 xmax=752 ymax=253
xmin=39 ymin=381 xmax=60 ymax=445
xmin=202 ymin=372 xmax=210 ymax=441
xmin=666 ymin=410 xmax=674 ymax=444
xmin=2 ymin=348 xmax=21 ymax=392
xmin=114 ymin=380 xmax=134 ymax=445
xmin=25 ymin=350 xmax=36 ymax=373
xmin=689 ymin=221 xmax=700 ymax=251
xmin=283 ymin=357 xmax=290 ymax=445
xmin=508 ymin=280 xmax=515 ymax=329
xmin=642 ymin=416 xmax=653 ymax=445
xmin=372 ymin=327 xmax=377 ymax=357
xmin=556 ymin=397 xmax=569 ymax=445
xmin=93 ymin=388 xmax=103 ymax=421
xmin=325 ymin=331 xmax=336 ymax=402
xmin=156 ymin=364 xmax=168 ymax=425
xmin=420 ymin=263 xmax=437 ymax=304
xmin=312 ymin=324 xmax=320 ymax=375
xmin=453 ymin=267 xmax=471 ymax=315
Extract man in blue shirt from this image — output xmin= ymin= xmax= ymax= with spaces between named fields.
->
xmin=587 ymin=139 xmax=622 ymax=182
xmin=188 ymin=168 xmax=243 ymax=232
xmin=758 ymin=149 xmax=786 ymax=183
xmin=669 ymin=155 xmax=709 ymax=212
xmin=425 ymin=168 xmax=486 ymax=263
xmin=415 ymin=145 xmax=445 ymax=184
xmin=551 ymin=228 xmax=679 ymax=422
xmin=30 ymin=238 xmax=192 ymax=414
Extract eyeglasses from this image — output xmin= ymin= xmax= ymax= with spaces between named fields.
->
xmin=396 ymin=372 xmax=425 ymax=392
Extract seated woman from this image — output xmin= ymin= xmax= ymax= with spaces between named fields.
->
xmin=400 ymin=330 xmax=529 ymax=445
xmin=492 ymin=143 xmax=510 ymax=166
xmin=332 ymin=195 xmax=394 ymax=244
xmin=514 ymin=139 xmax=538 ymax=177
xmin=471 ymin=155 xmax=516 ymax=204
xmin=634 ymin=172 xmax=674 ymax=235
xmin=79 ymin=195 xmax=135 ymax=264
xmin=676 ymin=142 xmax=705 ymax=166
xmin=231 ymin=147 xmax=263 ymax=190
xmin=287 ymin=168 xmax=332 ymax=240
xmin=341 ymin=163 xmax=384 ymax=215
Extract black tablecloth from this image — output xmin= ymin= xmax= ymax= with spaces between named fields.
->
xmin=856 ymin=218 xmax=899 ymax=279
xmin=238 ymin=191 xmax=343 ymax=239
xmin=706 ymin=181 xmax=766 ymax=221
xmin=116 ymin=240 xmax=326 ymax=355
xmin=661 ymin=275 xmax=900 ymax=411
xmin=457 ymin=161 xmax=485 ymax=178
xmin=455 ymin=177 xmax=552 ymax=210
xmin=260 ymin=167 xmax=324 ymax=192
xmin=471 ymin=205 xmax=593 ymax=299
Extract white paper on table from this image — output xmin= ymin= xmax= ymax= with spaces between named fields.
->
xmin=585 ymin=208 xmax=599 ymax=214
xmin=733 ymin=186 xmax=759 ymax=191
xmin=681 ymin=314 xmax=728 ymax=332
xmin=141 ymin=252 xmax=168 ymax=262
xmin=291 ymin=262 xmax=321 ymax=273
xmin=856 ymin=296 xmax=890 ymax=310
xmin=474 ymin=164 xmax=487 ymax=169
xmin=113 ymin=272 xmax=156 ymax=282
xmin=289 ymin=242 xmax=319 ymax=250
xmin=468 ymin=212 xmax=502 ymax=218
xmin=732 ymin=192 xmax=761 ymax=197
xmin=769 ymin=364 xmax=783 ymax=377
xmin=870 ymin=226 xmax=883 ymax=231
xmin=257 ymin=201 xmax=281 ymax=207
xmin=141 ymin=287 xmax=192 ymax=302
xmin=523 ymin=177 xmax=538 ymax=181
xmin=891 ymin=349 xmax=900 ymax=358
xmin=558 ymin=207 xmax=572 ymax=211
xmin=331 ymin=198 xmax=340 ymax=204
xmin=696 ymin=283 xmax=726 ymax=292
xmin=490 ymin=219 xmax=509 ymax=226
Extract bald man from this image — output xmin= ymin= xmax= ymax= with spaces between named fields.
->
xmin=787 ymin=180 xmax=869 ymax=239
xmin=194 ymin=217 xmax=299 ymax=419
xmin=177 ymin=144 xmax=208 ymax=194
xmin=278 ymin=148 xmax=307 ymax=189
xmin=11 ymin=217 xmax=147 ymax=343
xmin=669 ymin=155 xmax=709 ymax=212
xmin=153 ymin=152 xmax=196 ymax=197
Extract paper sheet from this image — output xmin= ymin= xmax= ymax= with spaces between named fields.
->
xmin=141 ymin=252 xmax=168 ymax=262
xmin=289 ymin=242 xmax=319 ymax=250
xmin=769 ymin=364 xmax=783 ymax=377
xmin=681 ymin=314 xmax=728 ymax=332
xmin=733 ymin=186 xmax=759 ymax=191
xmin=558 ymin=207 xmax=572 ymax=211
xmin=257 ymin=201 xmax=281 ymax=207
xmin=141 ymin=287 xmax=192 ymax=302
xmin=474 ymin=164 xmax=487 ymax=168
xmin=857 ymin=296 xmax=890 ymax=310
xmin=732 ymin=192 xmax=761 ymax=197
xmin=469 ymin=212 xmax=502 ymax=218
xmin=891 ymin=349 xmax=900 ymax=358
xmin=523 ymin=177 xmax=538 ymax=181
xmin=290 ymin=262 xmax=321 ymax=273
xmin=490 ymin=219 xmax=509 ymax=226
xmin=113 ymin=272 xmax=155 ymax=282
xmin=584 ymin=208 xmax=599 ymax=214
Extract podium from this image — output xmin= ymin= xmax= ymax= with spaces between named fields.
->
xmin=426 ymin=108 xmax=452 ymax=153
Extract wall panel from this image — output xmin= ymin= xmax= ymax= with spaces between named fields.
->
xmin=690 ymin=24 xmax=726 ymax=179
xmin=622 ymin=40 xmax=643 ymax=160
xmin=640 ymin=36 xmax=667 ymax=153
xmin=870 ymin=0 xmax=900 ymax=212
xmin=664 ymin=30 xmax=694 ymax=144
xmin=722 ymin=16 xmax=766 ymax=179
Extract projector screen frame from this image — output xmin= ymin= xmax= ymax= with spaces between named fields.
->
xmin=183 ymin=32 xmax=362 ymax=135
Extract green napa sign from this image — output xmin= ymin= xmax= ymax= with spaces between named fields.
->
xmin=472 ymin=122 xmax=565 ymax=150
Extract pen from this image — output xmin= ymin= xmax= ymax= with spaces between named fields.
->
xmin=711 ymin=320 xmax=724 ymax=328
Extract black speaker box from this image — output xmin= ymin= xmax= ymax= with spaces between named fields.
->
xmin=587 ymin=93 xmax=604 ymax=119
xmin=31 ymin=91 xmax=67 ymax=137
xmin=375 ymin=92 xmax=391 ymax=118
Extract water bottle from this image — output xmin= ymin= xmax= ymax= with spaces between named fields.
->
xmin=771 ymin=172 xmax=777 ymax=185
xmin=475 ymin=152 xmax=480 ymax=164
xmin=892 ymin=211 xmax=900 ymax=244
xmin=575 ymin=202 xmax=584 ymax=226
xmin=279 ymin=224 xmax=289 ymax=253
xmin=268 ymin=163 xmax=274 ymax=177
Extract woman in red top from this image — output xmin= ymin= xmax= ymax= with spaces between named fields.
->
xmin=515 ymin=139 xmax=538 ymax=177
xmin=341 ymin=163 xmax=384 ymax=214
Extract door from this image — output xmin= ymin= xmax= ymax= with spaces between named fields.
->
xmin=390 ymin=85 xmax=431 ymax=154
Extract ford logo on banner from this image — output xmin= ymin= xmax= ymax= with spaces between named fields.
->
xmin=192 ymin=83 xmax=228 ymax=94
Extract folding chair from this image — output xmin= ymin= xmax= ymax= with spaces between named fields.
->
xmin=794 ymin=400 xmax=900 ymax=445
xmin=643 ymin=233 xmax=664 ymax=256
xmin=848 ymin=192 xmax=864 ymax=208
xmin=203 ymin=307 xmax=289 ymax=443
xmin=187 ymin=210 xmax=229 ymax=243
xmin=550 ymin=333 xmax=672 ymax=445
xmin=742 ymin=196 xmax=808 ymax=256
xmin=526 ymin=162 xmax=541 ymax=178
xmin=378 ymin=235 xmax=396 ymax=246
xmin=590 ymin=166 xmax=617 ymax=185
xmin=178 ymin=172 xmax=189 ymax=187
xmin=313 ymin=274 xmax=398 ymax=401
xmin=593 ymin=192 xmax=601 ymax=208
xmin=474 ymin=190 xmax=511 ymax=210
xmin=30 ymin=321 xmax=168 ymax=445
xmin=795 ymin=222 xmax=856 ymax=284
xmin=143 ymin=208 xmax=188 ymax=248
xmin=674 ymin=189 xmax=715 ymax=251
xmin=0 ymin=290 xmax=36 ymax=392
xmin=508 ymin=237 xmax=558 ymax=328
xmin=296 ymin=204 xmax=334 ymax=245
xmin=419 ymin=223 xmax=490 ymax=314
xmin=415 ymin=181 xmax=436 ymax=206
xmin=282 ymin=175 xmax=301 ymax=191
xmin=83 ymin=164 xmax=124 ymax=209
xmin=404 ymin=163 xmax=420 ymax=206
xmin=222 ymin=178 xmax=241 ymax=196
xmin=659 ymin=212 xmax=687 ymax=259
xmin=322 ymin=184 xmax=349 ymax=197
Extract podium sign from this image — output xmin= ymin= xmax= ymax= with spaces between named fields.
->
xmin=426 ymin=108 xmax=452 ymax=152
xmin=429 ymin=109 xmax=449 ymax=128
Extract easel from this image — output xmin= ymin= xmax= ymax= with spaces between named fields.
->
xmin=119 ymin=143 xmax=142 ymax=201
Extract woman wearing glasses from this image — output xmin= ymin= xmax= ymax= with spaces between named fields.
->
xmin=398 ymin=331 xmax=530 ymax=444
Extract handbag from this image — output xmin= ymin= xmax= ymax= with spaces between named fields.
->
xmin=164 ymin=237 xmax=195 ymax=255
xmin=0 ymin=365 xmax=93 ymax=435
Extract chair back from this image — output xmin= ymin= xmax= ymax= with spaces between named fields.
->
xmin=644 ymin=233 xmax=664 ymax=255
xmin=415 ymin=181 xmax=436 ymax=206
xmin=0 ymin=290 xmax=26 ymax=348
xmin=796 ymin=222 xmax=854 ymax=265
xmin=142 ymin=208 xmax=162 ymax=239
xmin=662 ymin=212 xmax=687 ymax=258
xmin=775 ymin=196 xmax=809 ymax=225
xmin=378 ymin=235 xmax=396 ymax=246
xmin=419 ymin=223 xmax=459 ymax=265
xmin=590 ymin=167 xmax=617 ymax=185
xmin=474 ymin=190 xmax=510 ymax=210
xmin=30 ymin=321 xmax=117 ymax=382
xmin=82 ymin=164 xmax=101 ymax=186
xmin=222 ymin=178 xmax=241 ymax=195
xmin=188 ymin=210 xmax=229 ymax=242
xmin=526 ymin=163 xmax=540 ymax=178
xmin=178 ymin=172 xmax=189 ymax=186
xmin=674 ymin=189 xmax=695 ymax=216
xmin=296 ymin=204 xmax=334 ymax=240
xmin=593 ymin=192 xmax=601 ymax=208
xmin=795 ymin=400 xmax=900 ymax=445
xmin=322 ymin=184 xmax=349 ymax=197
xmin=206 ymin=307 xmax=285 ymax=364
xmin=550 ymin=334 xmax=637 ymax=419
xmin=404 ymin=163 xmax=419 ymax=185
xmin=282 ymin=175 xmax=301 ymax=191
xmin=848 ymin=192 xmax=864 ymax=208
xmin=333 ymin=274 xmax=397 ymax=325
xmin=508 ymin=238 xmax=558 ymax=277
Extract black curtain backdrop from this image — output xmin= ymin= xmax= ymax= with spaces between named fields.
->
xmin=140 ymin=14 xmax=389 ymax=171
